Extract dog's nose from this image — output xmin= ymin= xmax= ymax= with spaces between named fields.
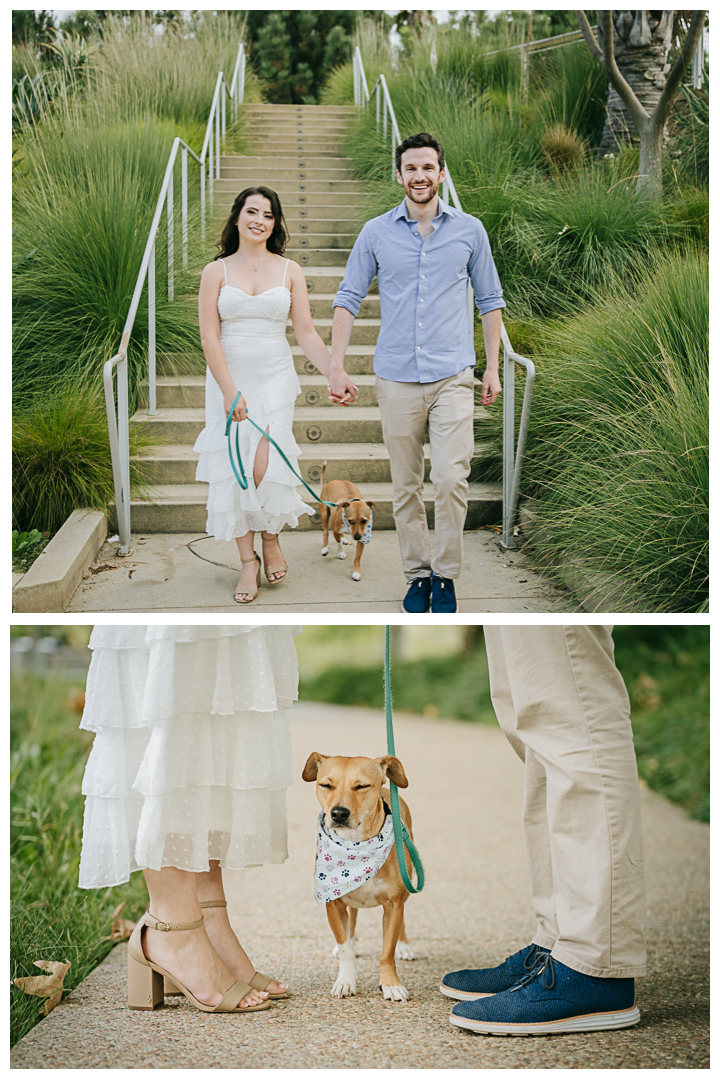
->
xmin=353 ymin=533 xmax=362 ymax=541
xmin=330 ymin=805 xmax=351 ymax=825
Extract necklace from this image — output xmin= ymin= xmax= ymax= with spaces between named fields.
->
xmin=238 ymin=252 xmax=268 ymax=273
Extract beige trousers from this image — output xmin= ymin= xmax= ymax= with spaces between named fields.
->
xmin=375 ymin=368 xmax=475 ymax=580
xmin=484 ymin=625 xmax=646 ymax=978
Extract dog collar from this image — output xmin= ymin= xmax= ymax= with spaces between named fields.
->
xmin=314 ymin=808 xmax=395 ymax=905
xmin=341 ymin=500 xmax=373 ymax=545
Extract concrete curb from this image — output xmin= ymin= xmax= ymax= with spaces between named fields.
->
xmin=12 ymin=510 xmax=107 ymax=613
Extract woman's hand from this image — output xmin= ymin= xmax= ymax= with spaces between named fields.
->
xmin=224 ymin=390 xmax=247 ymax=422
xmin=327 ymin=369 xmax=358 ymax=406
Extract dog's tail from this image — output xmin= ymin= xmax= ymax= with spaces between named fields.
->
xmin=321 ymin=461 xmax=327 ymax=485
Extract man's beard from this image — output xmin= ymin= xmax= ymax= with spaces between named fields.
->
xmin=404 ymin=178 xmax=439 ymax=205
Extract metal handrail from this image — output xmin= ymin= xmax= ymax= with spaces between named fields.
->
xmin=353 ymin=46 xmax=534 ymax=549
xmin=105 ymin=42 xmax=246 ymax=554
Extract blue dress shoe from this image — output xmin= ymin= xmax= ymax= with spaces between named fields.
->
xmin=440 ymin=943 xmax=550 ymax=1000
xmin=431 ymin=574 xmax=458 ymax=613
xmin=402 ymin=577 xmax=431 ymax=613
xmin=449 ymin=955 xmax=640 ymax=1036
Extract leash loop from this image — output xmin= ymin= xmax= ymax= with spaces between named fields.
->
xmin=225 ymin=391 xmax=336 ymax=508
xmin=384 ymin=625 xmax=425 ymax=893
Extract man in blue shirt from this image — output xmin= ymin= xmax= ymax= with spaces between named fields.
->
xmin=330 ymin=132 xmax=506 ymax=613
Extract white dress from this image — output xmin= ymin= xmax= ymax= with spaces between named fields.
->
xmin=78 ymin=625 xmax=301 ymax=890
xmin=193 ymin=258 xmax=313 ymax=541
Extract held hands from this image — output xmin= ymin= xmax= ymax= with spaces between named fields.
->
xmin=481 ymin=369 xmax=502 ymax=406
xmin=224 ymin=390 xmax=248 ymax=422
xmin=326 ymin=369 xmax=358 ymax=407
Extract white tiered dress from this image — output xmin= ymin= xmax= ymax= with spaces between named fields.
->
xmin=193 ymin=258 xmax=313 ymax=541
xmin=78 ymin=625 xmax=301 ymax=890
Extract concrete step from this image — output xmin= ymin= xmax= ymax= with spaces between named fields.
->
xmin=113 ymin=480 xmax=502 ymax=534
xmin=215 ymin=178 xmax=363 ymax=195
xmin=288 ymin=319 xmax=379 ymax=346
xmin=286 ymin=232 xmax=354 ymax=250
xmin=305 ymin=294 xmax=380 ymax=318
xmin=286 ymin=248 xmax=351 ymax=267
xmin=246 ymin=140 xmax=348 ymax=154
xmin=133 ymin=442 xmax=438 ymax=486
xmin=293 ymin=345 xmax=375 ymax=376
xmin=285 ymin=215 xmax=362 ymax=231
xmin=215 ymin=192 xmax=360 ymax=208
xmin=224 ymin=155 xmax=354 ymax=169
xmin=131 ymin=406 xmax=386 ymax=444
xmin=243 ymin=104 xmax=354 ymax=113
xmin=140 ymin=375 xmax=379 ymax=411
xmin=223 ymin=167 xmax=353 ymax=182
xmin=247 ymin=124 xmax=350 ymax=136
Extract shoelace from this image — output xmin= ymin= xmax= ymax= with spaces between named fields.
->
xmin=521 ymin=943 xmax=549 ymax=972
xmin=511 ymin=953 xmax=556 ymax=992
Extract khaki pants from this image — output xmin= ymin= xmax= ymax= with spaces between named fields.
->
xmin=375 ymin=368 xmax=475 ymax=580
xmin=484 ymin=625 xmax=646 ymax=978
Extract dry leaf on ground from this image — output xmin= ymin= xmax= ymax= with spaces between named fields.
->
xmin=105 ymin=901 xmax=136 ymax=941
xmin=14 ymin=960 xmax=71 ymax=1015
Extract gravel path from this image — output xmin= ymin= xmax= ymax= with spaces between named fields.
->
xmin=11 ymin=702 xmax=709 ymax=1069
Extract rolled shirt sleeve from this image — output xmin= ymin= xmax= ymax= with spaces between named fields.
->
xmin=469 ymin=220 xmax=506 ymax=316
xmin=332 ymin=222 xmax=378 ymax=317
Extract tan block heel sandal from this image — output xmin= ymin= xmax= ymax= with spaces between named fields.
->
xmin=163 ymin=900 xmax=289 ymax=1000
xmin=128 ymin=911 xmax=271 ymax=1013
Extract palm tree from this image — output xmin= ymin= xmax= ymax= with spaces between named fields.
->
xmin=576 ymin=10 xmax=706 ymax=199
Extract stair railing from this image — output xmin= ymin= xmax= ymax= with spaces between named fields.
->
xmin=104 ymin=41 xmax=246 ymax=555
xmin=353 ymin=46 xmax=534 ymax=549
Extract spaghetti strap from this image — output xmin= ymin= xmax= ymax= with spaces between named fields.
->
xmin=282 ymin=258 xmax=290 ymax=288
xmin=219 ymin=258 xmax=227 ymax=286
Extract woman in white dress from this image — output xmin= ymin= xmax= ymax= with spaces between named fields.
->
xmin=78 ymin=624 xmax=301 ymax=1014
xmin=195 ymin=186 xmax=357 ymax=603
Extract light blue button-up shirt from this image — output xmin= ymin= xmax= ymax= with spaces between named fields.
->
xmin=333 ymin=197 xmax=505 ymax=383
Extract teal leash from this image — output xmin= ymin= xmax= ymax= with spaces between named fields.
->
xmin=384 ymin=626 xmax=425 ymax=893
xmin=225 ymin=391 xmax=336 ymax=508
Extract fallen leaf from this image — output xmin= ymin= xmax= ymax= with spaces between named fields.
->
xmin=14 ymin=960 xmax=71 ymax=1000
xmin=105 ymin=901 xmax=136 ymax=941
xmin=44 ymin=990 xmax=63 ymax=1016
xmin=519 ymin=578 xmax=528 ymax=583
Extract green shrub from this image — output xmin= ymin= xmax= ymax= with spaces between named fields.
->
xmin=12 ymin=529 xmax=47 ymax=572
xmin=13 ymin=384 xmax=155 ymax=533
xmin=11 ymin=672 xmax=149 ymax=1047
xmin=480 ymin=248 xmax=708 ymax=612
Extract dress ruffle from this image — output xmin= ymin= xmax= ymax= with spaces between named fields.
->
xmin=78 ymin=625 xmax=299 ymax=888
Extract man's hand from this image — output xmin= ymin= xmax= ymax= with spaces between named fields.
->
xmin=327 ymin=369 xmax=358 ymax=407
xmin=480 ymin=369 xmax=502 ymax=406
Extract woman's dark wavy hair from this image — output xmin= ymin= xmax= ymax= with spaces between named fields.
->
xmin=214 ymin=186 xmax=288 ymax=259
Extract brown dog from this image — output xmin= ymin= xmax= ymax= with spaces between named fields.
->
xmin=318 ymin=463 xmax=375 ymax=581
xmin=303 ymin=752 xmax=416 ymax=1001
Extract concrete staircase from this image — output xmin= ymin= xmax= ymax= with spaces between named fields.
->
xmin=125 ymin=103 xmax=502 ymax=533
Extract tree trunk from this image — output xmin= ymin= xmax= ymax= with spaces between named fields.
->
xmin=598 ymin=11 xmax=674 ymax=156
xmin=637 ymin=117 xmax=665 ymax=199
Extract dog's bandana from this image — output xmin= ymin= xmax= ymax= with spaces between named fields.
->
xmin=341 ymin=504 xmax=373 ymax=544
xmin=314 ymin=808 xmax=395 ymax=904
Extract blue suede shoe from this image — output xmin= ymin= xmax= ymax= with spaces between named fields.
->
xmin=430 ymin=574 xmax=458 ymax=613
xmin=402 ymin=577 xmax=431 ymax=613
xmin=449 ymin=955 xmax=640 ymax=1036
xmin=440 ymin=943 xmax=550 ymax=1001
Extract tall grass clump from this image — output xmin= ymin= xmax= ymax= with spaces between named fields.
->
xmin=11 ymin=671 xmax=149 ymax=1046
xmin=12 ymin=384 xmax=155 ymax=533
xmin=489 ymin=249 xmax=708 ymax=612
xmin=320 ymin=17 xmax=394 ymax=105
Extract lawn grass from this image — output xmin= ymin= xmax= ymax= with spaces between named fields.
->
xmin=10 ymin=671 xmax=150 ymax=1048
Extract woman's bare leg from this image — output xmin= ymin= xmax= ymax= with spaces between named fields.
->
xmin=196 ymin=862 xmax=288 ymax=995
xmin=253 ymin=428 xmax=286 ymax=582
xmin=234 ymin=531 xmax=258 ymax=602
xmin=142 ymin=867 xmax=267 ymax=1008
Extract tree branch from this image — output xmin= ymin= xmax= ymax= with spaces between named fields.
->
xmin=652 ymin=10 xmax=706 ymax=130
xmin=600 ymin=10 xmax=650 ymax=131
xmin=575 ymin=10 xmax=603 ymax=65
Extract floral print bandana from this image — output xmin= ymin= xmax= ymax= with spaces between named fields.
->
xmin=314 ymin=808 xmax=395 ymax=904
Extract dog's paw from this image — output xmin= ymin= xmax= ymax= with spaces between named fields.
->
xmin=331 ymin=976 xmax=357 ymax=998
xmin=352 ymin=571 xmax=361 ymax=581
xmin=341 ymin=536 xmax=353 ymax=545
xmin=395 ymin=941 xmax=415 ymax=961
xmin=321 ymin=546 xmax=329 ymax=557
xmin=381 ymin=983 xmax=409 ymax=1002
xmin=332 ymin=938 xmax=358 ymax=958
xmin=337 ymin=551 xmax=347 ymax=560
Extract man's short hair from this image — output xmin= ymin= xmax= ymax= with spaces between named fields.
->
xmin=395 ymin=132 xmax=445 ymax=174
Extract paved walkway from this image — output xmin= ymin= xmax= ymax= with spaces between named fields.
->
xmin=11 ymin=704 xmax=709 ymax=1069
xmin=67 ymin=529 xmax=573 ymax=613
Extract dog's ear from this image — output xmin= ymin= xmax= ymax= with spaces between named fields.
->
xmin=338 ymin=500 xmax=352 ymax=509
xmin=375 ymin=754 xmax=408 ymax=788
xmin=302 ymin=752 xmax=327 ymax=782
xmin=365 ymin=501 xmax=377 ymax=510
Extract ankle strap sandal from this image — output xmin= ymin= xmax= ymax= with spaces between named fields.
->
xmin=127 ymin=911 xmax=272 ymax=1013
